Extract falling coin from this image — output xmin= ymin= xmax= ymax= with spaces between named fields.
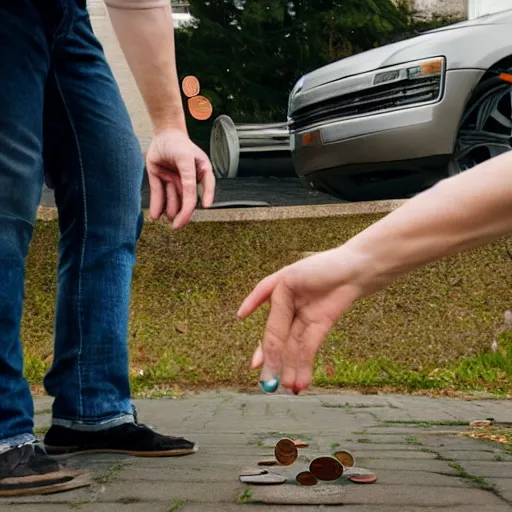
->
xmin=309 ymin=456 xmax=344 ymax=482
xmin=296 ymin=471 xmax=318 ymax=486
xmin=293 ymin=440 xmax=310 ymax=448
xmin=347 ymin=473 xmax=377 ymax=484
xmin=258 ymin=459 xmax=278 ymax=466
xmin=275 ymin=438 xmax=298 ymax=466
xmin=240 ymin=468 xmax=268 ymax=477
xmin=188 ymin=95 xmax=213 ymax=121
xmin=239 ymin=473 xmax=287 ymax=485
xmin=333 ymin=450 xmax=355 ymax=468
xmin=181 ymin=75 xmax=200 ymax=98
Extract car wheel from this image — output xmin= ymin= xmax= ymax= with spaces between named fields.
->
xmin=449 ymin=75 xmax=512 ymax=175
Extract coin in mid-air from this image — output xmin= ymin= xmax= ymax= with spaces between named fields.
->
xmin=274 ymin=438 xmax=298 ymax=466
xmin=181 ymin=75 xmax=200 ymax=97
xmin=188 ymin=95 xmax=213 ymax=121
xmin=296 ymin=471 xmax=318 ymax=486
xmin=309 ymin=456 xmax=344 ymax=481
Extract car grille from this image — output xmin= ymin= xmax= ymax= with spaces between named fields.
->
xmin=289 ymin=75 xmax=442 ymax=132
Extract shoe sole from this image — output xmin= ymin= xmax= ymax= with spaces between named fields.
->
xmin=0 ymin=471 xmax=90 ymax=497
xmin=44 ymin=444 xmax=198 ymax=457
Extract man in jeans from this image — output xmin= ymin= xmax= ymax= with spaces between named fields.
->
xmin=0 ymin=0 xmax=215 ymax=496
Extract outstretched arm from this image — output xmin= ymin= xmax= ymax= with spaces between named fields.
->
xmin=104 ymin=0 xmax=215 ymax=226
xmin=238 ymin=152 xmax=512 ymax=393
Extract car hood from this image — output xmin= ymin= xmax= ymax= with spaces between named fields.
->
xmin=301 ymin=9 xmax=512 ymax=92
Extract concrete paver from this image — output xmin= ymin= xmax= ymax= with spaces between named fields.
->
xmin=3 ymin=391 xmax=512 ymax=511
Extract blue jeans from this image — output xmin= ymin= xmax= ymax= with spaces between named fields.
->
xmin=0 ymin=0 xmax=144 ymax=450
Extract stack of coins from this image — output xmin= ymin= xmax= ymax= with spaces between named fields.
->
xmin=240 ymin=438 xmax=377 ymax=486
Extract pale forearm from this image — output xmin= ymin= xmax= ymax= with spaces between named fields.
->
xmin=106 ymin=2 xmax=186 ymax=133
xmin=345 ymin=152 xmax=512 ymax=291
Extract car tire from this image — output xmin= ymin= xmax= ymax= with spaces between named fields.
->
xmin=449 ymin=72 xmax=512 ymax=176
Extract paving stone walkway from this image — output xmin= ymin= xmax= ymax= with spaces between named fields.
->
xmin=4 ymin=391 xmax=512 ymax=511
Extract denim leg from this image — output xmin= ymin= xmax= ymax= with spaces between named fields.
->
xmin=42 ymin=5 xmax=144 ymax=429
xmin=0 ymin=2 xmax=51 ymax=447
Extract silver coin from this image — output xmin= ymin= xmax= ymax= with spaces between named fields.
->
xmin=239 ymin=468 xmax=268 ymax=477
xmin=239 ymin=473 xmax=287 ymax=485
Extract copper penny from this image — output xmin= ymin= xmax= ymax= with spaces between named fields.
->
xmin=309 ymin=456 xmax=344 ymax=481
xmin=333 ymin=450 xmax=355 ymax=468
xmin=296 ymin=471 xmax=318 ymax=486
xmin=274 ymin=438 xmax=298 ymax=466
xmin=188 ymin=95 xmax=213 ymax=121
xmin=181 ymin=75 xmax=200 ymax=98
xmin=293 ymin=440 xmax=310 ymax=448
xmin=347 ymin=473 xmax=377 ymax=484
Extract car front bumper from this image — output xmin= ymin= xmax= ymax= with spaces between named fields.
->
xmin=290 ymin=69 xmax=485 ymax=184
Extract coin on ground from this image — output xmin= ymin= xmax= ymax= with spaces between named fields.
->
xmin=296 ymin=471 xmax=318 ymax=486
xmin=347 ymin=473 xmax=377 ymax=484
xmin=188 ymin=95 xmax=213 ymax=120
xmin=293 ymin=440 xmax=310 ymax=448
xmin=239 ymin=473 xmax=287 ymax=485
xmin=181 ymin=75 xmax=200 ymax=97
xmin=258 ymin=459 xmax=278 ymax=466
xmin=240 ymin=468 xmax=268 ymax=476
xmin=333 ymin=449 xmax=355 ymax=467
xmin=275 ymin=438 xmax=298 ymax=466
xmin=309 ymin=456 xmax=344 ymax=481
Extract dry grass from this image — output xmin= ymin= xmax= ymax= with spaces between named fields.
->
xmin=21 ymin=216 xmax=512 ymax=394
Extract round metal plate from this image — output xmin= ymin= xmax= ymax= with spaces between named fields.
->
xmin=240 ymin=473 xmax=286 ymax=485
xmin=209 ymin=115 xmax=240 ymax=179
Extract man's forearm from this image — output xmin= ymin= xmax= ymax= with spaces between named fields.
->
xmin=345 ymin=152 xmax=512 ymax=291
xmin=106 ymin=2 xmax=186 ymax=133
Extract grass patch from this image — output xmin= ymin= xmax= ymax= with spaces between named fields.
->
xmin=449 ymin=462 xmax=495 ymax=491
xmin=237 ymin=487 xmax=256 ymax=504
xmin=168 ymin=500 xmax=185 ymax=512
xmin=383 ymin=420 xmax=469 ymax=427
xmin=22 ymin=218 xmax=512 ymax=394
xmin=92 ymin=461 xmax=132 ymax=485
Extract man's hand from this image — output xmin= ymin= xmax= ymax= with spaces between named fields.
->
xmin=237 ymin=249 xmax=365 ymax=394
xmin=146 ymin=129 xmax=215 ymax=228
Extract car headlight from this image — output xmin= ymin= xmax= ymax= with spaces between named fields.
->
xmin=373 ymin=57 xmax=445 ymax=86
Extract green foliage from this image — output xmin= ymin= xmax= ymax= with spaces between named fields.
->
xmin=23 ymin=218 xmax=512 ymax=395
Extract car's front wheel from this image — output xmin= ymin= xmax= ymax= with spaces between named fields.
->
xmin=450 ymin=75 xmax=512 ymax=175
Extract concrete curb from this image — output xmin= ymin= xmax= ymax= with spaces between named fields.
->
xmin=36 ymin=199 xmax=407 ymax=224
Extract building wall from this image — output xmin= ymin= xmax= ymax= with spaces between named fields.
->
xmin=404 ymin=0 xmax=467 ymax=18
xmin=468 ymin=0 xmax=512 ymax=19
